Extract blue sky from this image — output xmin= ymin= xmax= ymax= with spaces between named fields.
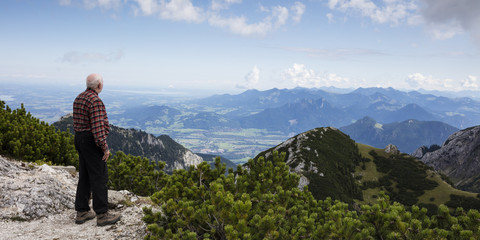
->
xmin=1 ymin=0 xmax=479 ymax=94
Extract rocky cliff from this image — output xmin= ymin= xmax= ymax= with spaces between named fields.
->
xmin=53 ymin=115 xmax=203 ymax=173
xmin=0 ymin=155 xmax=155 ymax=239
xmin=416 ymin=126 xmax=480 ymax=192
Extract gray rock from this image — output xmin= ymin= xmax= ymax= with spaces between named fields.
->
xmin=412 ymin=146 xmax=428 ymax=159
xmin=51 ymin=165 xmax=77 ymax=176
xmin=108 ymin=190 xmax=126 ymax=208
xmin=419 ymin=126 xmax=480 ymax=192
xmin=0 ymin=155 xmax=158 ymax=240
xmin=0 ymin=157 xmax=76 ymax=220
xmin=384 ymin=144 xmax=399 ymax=155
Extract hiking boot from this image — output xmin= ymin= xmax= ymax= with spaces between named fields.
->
xmin=75 ymin=210 xmax=96 ymax=224
xmin=96 ymin=211 xmax=121 ymax=226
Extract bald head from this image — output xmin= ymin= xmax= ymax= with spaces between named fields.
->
xmin=86 ymin=73 xmax=103 ymax=93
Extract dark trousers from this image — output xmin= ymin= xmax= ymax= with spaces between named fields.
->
xmin=74 ymin=131 xmax=109 ymax=214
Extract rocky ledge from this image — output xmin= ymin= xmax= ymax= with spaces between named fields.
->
xmin=0 ymin=155 xmax=155 ymax=239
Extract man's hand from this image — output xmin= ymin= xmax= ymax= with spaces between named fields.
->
xmin=102 ymin=149 xmax=110 ymax=162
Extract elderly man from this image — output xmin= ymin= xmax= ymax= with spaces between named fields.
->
xmin=73 ymin=73 xmax=120 ymax=226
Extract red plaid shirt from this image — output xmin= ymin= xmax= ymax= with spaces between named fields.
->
xmin=73 ymin=88 xmax=110 ymax=152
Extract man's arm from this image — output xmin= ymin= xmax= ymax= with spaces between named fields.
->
xmin=90 ymin=98 xmax=110 ymax=161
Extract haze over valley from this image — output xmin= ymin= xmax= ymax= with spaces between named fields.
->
xmin=2 ymin=83 xmax=478 ymax=163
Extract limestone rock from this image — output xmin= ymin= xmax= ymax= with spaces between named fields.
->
xmin=0 ymin=155 xmax=156 ymax=239
xmin=412 ymin=146 xmax=428 ymax=159
xmin=384 ymin=144 xmax=399 ymax=155
xmin=0 ymin=157 xmax=76 ymax=220
xmin=108 ymin=190 xmax=126 ymax=208
xmin=419 ymin=126 xmax=480 ymax=192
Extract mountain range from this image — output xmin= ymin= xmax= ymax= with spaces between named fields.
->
xmin=189 ymin=87 xmax=480 ymax=129
xmin=112 ymin=87 xmax=480 ymax=133
xmin=340 ymin=117 xmax=459 ymax=153
xmin=104 ymin=87 xmax=480 ymax=161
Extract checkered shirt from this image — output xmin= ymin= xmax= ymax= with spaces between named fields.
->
xmin=73 ymin=88 xmax=110 ymax=152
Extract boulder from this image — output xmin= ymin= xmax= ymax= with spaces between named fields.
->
xmin=384 ymin=144 xmax=399 ymax=155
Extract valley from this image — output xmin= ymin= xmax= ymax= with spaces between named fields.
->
xmin=2 ymin=84 xmax=480 ymax=163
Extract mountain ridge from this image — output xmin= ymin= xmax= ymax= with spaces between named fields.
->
xmin=53 ymin=115 xmax=203 ymax=173
xmin=255 ymin=126 xmax=480 ymax=210
xmin=340 ymin=117 xmax=459 ymax=153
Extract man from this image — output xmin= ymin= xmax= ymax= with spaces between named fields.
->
xmin=73 ymin=73 xmax=120 ymax=226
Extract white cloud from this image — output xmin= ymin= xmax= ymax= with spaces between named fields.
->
xmin=132 ymin=0 xmax=160 ymax=16
xmin=462 ymin=75 xmax=479 ymax=89
xmin=61 ymin=0 xmax=305 ymax=37
xmin=426 ymin=21 xmax=464 ymax=40
xmin=283 ymin=64 xmax=351 ymax=88
xmin=418 ymin=0 xmax=480 ymax=44
xmin=159 ymin=0 xmax=205 ymax=23
xmin=327 ymin=0 xmax=418 ymax=25
xmin=406 ymin=73 xmax=479 ymax=91
xmin=208 ymin=14 xmax=273 ymax=36
xmin=272 ymin=6 xmax=289 ymax=28
xmin=61 ymin=50 xmax=124 ymax=64
xmin=237 ymin=66 xmax=260 ymax=89
xmin=133 ymin=0 xmax=204 ymax=23
xmin=291 ymin=2 xmax=306 ymax=23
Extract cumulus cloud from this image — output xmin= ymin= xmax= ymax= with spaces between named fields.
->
xmin=283 ymin=64 xmax=351 ymax=88
xmin=209 ymin=2 xmax=303 ymax=36
xmin=406 ymin=73 xmax=479 ymax=91
xmin=133 ymin=0 xmax=205 ymax=23
xmin=208 ymin=14 xmax=273 ymax=36
xmin=327 ymin=0 xmax=418 ymax=25
xmin=60 ymin=0 xmax=306 ymax=37
xmin=61 ymin=50 xmax=124 ymax=64
xmin=462 ymin=75 xmax=479 ymax=89
xmin=418 ymin=0 xmax=480 ymax=44
xmin=237 ymin=66 xmax=260 ymax=89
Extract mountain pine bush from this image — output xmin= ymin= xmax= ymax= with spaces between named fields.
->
xmin=143 ymin=151 xmax=480 ymax=240
xmin=0 ymin=101 xmax=78 ymax=167
xmin=108 ymin=151 xmax=167 ymax=196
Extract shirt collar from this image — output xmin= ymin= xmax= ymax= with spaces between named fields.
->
xmin=86 ymin=88 xmax=98 ymax=95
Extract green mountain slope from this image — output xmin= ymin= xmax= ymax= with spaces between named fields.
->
xmin=255 ymin=127 xmax=480 ymax=211
xmin=255 ymin=127 xmax=363 ymax=204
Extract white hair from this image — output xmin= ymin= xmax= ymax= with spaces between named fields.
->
xmin=86 ymin=73 xmax=103 ymax=89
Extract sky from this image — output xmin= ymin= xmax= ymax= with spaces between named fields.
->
xmin=1 ymin=0 xmax=480 ymax=94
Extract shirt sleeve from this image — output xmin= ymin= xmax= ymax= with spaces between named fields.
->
xmin=89 ymin=98 xmax=110 ymax=152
